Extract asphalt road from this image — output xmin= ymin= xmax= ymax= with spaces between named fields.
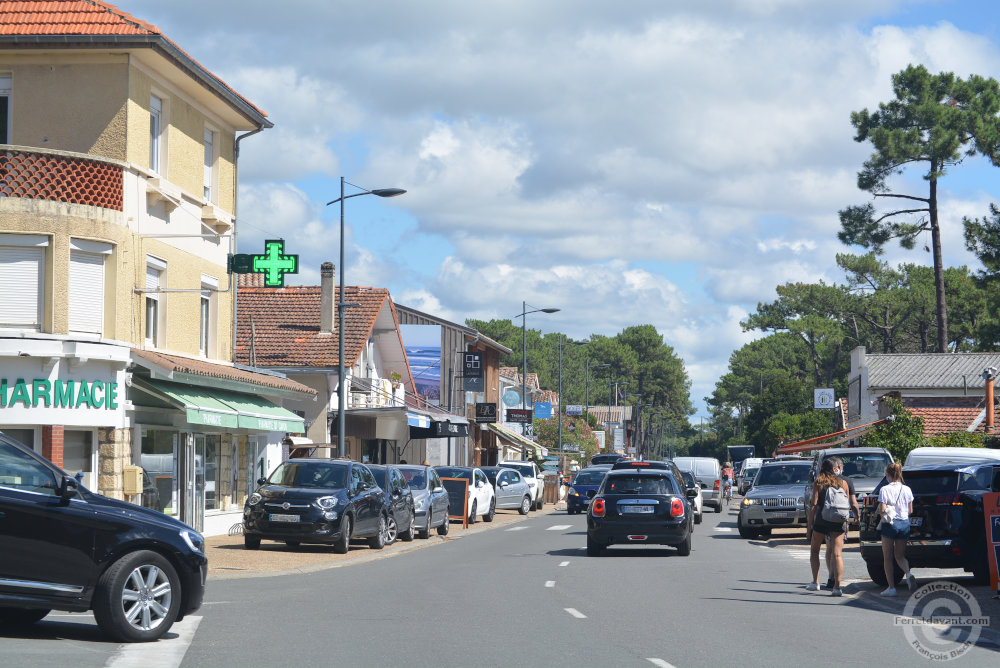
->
xmin=2 ymin=501 xmax=999 ymax=667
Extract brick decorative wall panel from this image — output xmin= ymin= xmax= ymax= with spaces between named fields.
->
xmin=0 ymin=150 xmax=123 ymax=211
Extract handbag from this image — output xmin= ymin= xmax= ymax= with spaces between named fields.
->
xmin=879 ymin=485 xmax=901 ymax=525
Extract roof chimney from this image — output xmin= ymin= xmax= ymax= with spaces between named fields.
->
xmin=984 ymin=367 xmax=997 ymax=433
xmin=321 ymin=262 xmax=335 ymax=334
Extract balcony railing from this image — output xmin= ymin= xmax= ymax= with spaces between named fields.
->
xmin=348 ymin=377 xmax=406 ymax=409
xmin=0 ymin=145 xmax=123 ymax=211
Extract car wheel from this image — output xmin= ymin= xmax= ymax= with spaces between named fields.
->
xmin=417 ymin=512 xmax=430 ymax=539
xmin=538 ymin=495 xmax=544 ymax=509
xmin=519 ymin=496 xmax=532 ymax=515
xmin=92 ymin=550 xmax=181 ymax=643
xmin=483 ymin=497 xmax=496 ymax=522
xmin=400 ymin=511 xmax=415 ymax=541
xmin=865 ymin=557 xmax=904 ymax=587
xmin=385 ymin=515 xmax=398 ymax=544
xmin=244 ymin=535 xmax=261 ymax=550
xmin=737 ymin=514 xmax=756 ymax=539
xmin=0 ymin=608 xmax=50 ymax=625
xmin=695 ymin=509 xmax=703 ymax=524
xmin=714 ymin=501 xmax=722 ymax=513
xmin=676 ymin=531 xmax=692 ymax=556
xmin=284 ymin=540 xmax=300 ymax=547
xmin=368 ymin=514 xmax=387 ymax=550
xmin=333 ymin=515 xmax=351 ymax=554
xmin=469 ymin=500 xmax=478 ymax=524
xmin=586 ymin=534 xmax=603 ymax=557
xmin=437 ymin=513 xmax=451 ymax=536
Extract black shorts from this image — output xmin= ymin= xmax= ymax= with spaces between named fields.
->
xmin=812 ymin=518 xmax=846 ymax=536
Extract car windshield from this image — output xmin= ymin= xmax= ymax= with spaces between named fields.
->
xmin=835 ymin=453 xmax=892 ymax=478
xmin=400 ymin=469 xmax=427 ymax=489
xmin=504 ymin=464 xmax=533 ymax=477
xmin=900 ymin=469 xmax=993 ymax=494
xmin=743 ymin=468 xmax=759 ymax=479
xmin=370 ymin=468 xmax=387 ymax=488
xmin=573 ymin=470 xmax=607 ymax=485
xmin=755 ymin=465 xmax=810 ymax=486
xmin=604 ymin=474 xmax=675 ymax=495
xmin=482 ymin=469 xmax=500 ymax=484
xmin=436 ymin=467 xmax=470 ymax=480
xmin=267 ymin=462 xmax=346 ymax=489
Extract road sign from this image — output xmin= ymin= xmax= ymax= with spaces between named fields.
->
xmin=541 ymin=462 xmax=560 ymax=470
xmin=562 ymin=444 xmax=580 ymax=453
xmin=566 ymin=405 xmax=583 ymax=415
xmin=544 ymin=455 xmax=559 ymax=461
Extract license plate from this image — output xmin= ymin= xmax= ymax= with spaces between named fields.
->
xmin=767 ymin=511 xmax=797 ymax=519
xmin=621 ymin=505 xmax=653 ymax=514
xmin=269 ymin=513 xmax=300 ymax=523
xmin=909 ymin=517 xmax=922 ymax=527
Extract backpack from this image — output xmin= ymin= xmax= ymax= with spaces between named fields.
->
xmin=820 ymin=483 xmax=851 ymax=523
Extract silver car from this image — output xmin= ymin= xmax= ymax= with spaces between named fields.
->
xmin=398 ymin=465 xmax=450 ymax=538
xmin=482 ymin=466 xmax=534 ymax=514
xmin=737 ymin=462 xmax=812 ymax=539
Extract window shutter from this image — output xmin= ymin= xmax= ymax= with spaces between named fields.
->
xmin=0 ymin=246 xmax=43 ymax=327
xmin=146 ymin=265 xmax=161 ymax=291
xmin=69 ymin=250 xmax=105 ymax=334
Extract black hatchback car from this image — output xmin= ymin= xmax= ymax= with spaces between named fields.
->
xmin=243 ymin=459 xmax=389 ymax=553
xmin=587 ymin=468 xmax=696 ymax=556
xmin=859 ymin=461 xmax=1000 ymax=586
xmin=368 ymin=464 xmax=416 ymax=544
xmin=0 ymin=431 xmax=206 ymax=642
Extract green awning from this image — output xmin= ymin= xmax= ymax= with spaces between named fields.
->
xmin=135 ymin=379 xmax=304 ymax=433
xmin=486 ymin=423 xmax=543 ymax=458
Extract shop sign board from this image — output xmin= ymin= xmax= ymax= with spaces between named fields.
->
xmin=0 ymin=359 xmax=126 ymax=427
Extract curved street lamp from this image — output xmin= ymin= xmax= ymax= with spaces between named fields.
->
xmin=515 ymin=301 xmax=559 ymax=439
xmin=326 ymin=177 xmax=406 ymax=458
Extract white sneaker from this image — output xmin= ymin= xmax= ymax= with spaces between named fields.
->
xmin=880 ymin=587 xmax=897 ymax=597
xmin=806 ymin=582 xmax=819 ymax=591
xmin=831 ymin=588 xmax=843 ymax=597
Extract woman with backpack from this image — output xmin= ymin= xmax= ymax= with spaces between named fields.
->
xmin=806 ymin=456 xmax=859 ymax=597
xmin=877 ymin=461 xmax=915 ymax=596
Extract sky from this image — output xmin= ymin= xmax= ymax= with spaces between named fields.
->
xmin=127 ymin=0 xmax=1000 ymax=420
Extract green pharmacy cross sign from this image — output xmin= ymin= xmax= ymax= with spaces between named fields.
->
xmin=228 ymin=239 xmax=299 ymax=287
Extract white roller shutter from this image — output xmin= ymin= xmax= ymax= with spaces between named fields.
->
xmin=0 ymin=246 xmax=43 ymax=328
xmin=69 ymin=250 xmax=105 ymax=334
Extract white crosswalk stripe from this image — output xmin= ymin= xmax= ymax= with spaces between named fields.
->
xmin=547 ymin=524 xmax=572 ymax=531
xmin=505 ymin=526 xmax=528 ymax=531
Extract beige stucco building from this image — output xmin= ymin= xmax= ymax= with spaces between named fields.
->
xmin=0 ymin=1 xmax=315 ymax=536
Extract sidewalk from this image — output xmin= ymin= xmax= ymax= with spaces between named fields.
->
xmin=206 ymin=505 xmax=560 ymax=580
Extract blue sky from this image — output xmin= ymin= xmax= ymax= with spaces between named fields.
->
xmin=128 ymin=0 xmax=1000 ymax=421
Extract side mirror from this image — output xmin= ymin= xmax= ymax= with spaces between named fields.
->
xmin=58 ymin=475 xmax=78 ymax=502
xmin=358 ymin=481 xmax=371 ymax=492
xmin=257 ymin=477 xmax=267 ymax=486
xmin=586 ymin=490 xmax=596 ymax=499
xmin=809 ymin=470 xmax=815 ymax=482
xmin=433 ymin=486 xmax=444 ymax=493
xmin=686 ymin=488 xmax=698 ymax=499
xmin=500 ymin=481 xmax=509 ymax=488
xmin=476 ymin=481 xmax=484 ymax=488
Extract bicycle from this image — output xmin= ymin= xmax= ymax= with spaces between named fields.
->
xmin=723 ymin=480 xmax=733 ymax=505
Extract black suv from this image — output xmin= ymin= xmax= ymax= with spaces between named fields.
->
xmin=859 ymin=461 xmax=1000 ymax=586
xmin=586 ymin=467 xmax=696 ymax=556
xmin=0 ymin=431 xmax=206 ymax=642
xmin=243 ymin=459 xmax=389 ymax=553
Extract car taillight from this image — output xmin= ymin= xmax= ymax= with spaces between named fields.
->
xmin=713 ymin=480 xmax=720 ymax=491
xmin=592 ymin=499 xmax=605 ymax=517
xmin=671 ymin=498 xmax=684 ymax=517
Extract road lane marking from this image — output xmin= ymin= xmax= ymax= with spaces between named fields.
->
xmin=647 ymin=659 xmax=677 ymax=668
xmin=105 ymin=616 xmax=201 ymax=668
xmin=564 ymin=608 xmax=587 ymax=619
xmin=545 ymin=581 xmax=555 ymax=588
xmin=505 ymin=526 xmax=528 ymax=531
xmin=547 ymin=524 xmax=572 ymax=531
xmin=559 ymin=561 xmax=570 ymax=567
xmin=713 ymin=527 xmax=733 ymax=532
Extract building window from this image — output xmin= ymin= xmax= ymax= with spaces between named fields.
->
xmin=149 ymin=94 xmax=163 ymax=172
xmin=0 ymin=73 xmax=10 ymax=144
xmin=145 ymin=256 xmax=166 ymax=347
xmin=203 ymin=128 xmax=215 ymax=201
xmin=200 ymin=274 xmax=217 ymax=357
xmin=0 ymin=234 xmax=48 ymax=330
xmin=63 ymin=430 xmax=95 ymax=490
xmin=69 ymin=239 xmax=112 ymax=335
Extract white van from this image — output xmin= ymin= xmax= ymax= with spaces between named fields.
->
xmin=671 ymin=456 xmax=723 ymax=512
xmin=737 ymin=457 xmax=764 ymax=494
xmin=904 ymin=446 xmax=1000 ymax=467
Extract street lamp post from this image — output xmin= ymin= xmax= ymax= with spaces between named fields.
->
xmin=326 ymin=177 xmax=405 ymax=458
xmin=586 ymin=360 xmax=610 ymax=422
xmin=557 ymin=338 xmax=585 ymax=459
xmin=517 ymin=301 xmax=558 ymax=440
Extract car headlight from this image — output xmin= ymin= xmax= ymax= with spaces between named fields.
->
xmin=315 ymin=496 xmax=338 ymax=510
xmin=414 ymin=496 xmax=427 ymax=512
xmin=741 ymin=498 xmax=761 ymax=506
xmin=797 ymin=496 xmax=806 ymax=506
xmin=180 ymin=530 xmax=205 ymax=554
xmin=247 ymin=492 xmax=262 ymax=506
xmin=323 ymin=510 xmax=339 ymax=520
xmin=569 ymin=488 xmax=580 ymax=497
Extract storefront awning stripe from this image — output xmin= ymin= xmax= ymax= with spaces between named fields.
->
xmin=135 ymin=379 xmax=304 ymax=433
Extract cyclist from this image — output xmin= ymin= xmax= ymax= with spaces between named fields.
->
xmin=721 ymin=461 xmax=735 ymax=504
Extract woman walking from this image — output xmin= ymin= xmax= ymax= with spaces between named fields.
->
xmin=878 ymin=461 xmax=915 ymax=596
xmin=806 ymin=457 xmax=858 ymax=596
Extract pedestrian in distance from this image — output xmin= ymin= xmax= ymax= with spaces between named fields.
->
xmin=822 ymin=458 xmax=858 ymax=589
xmin=877 ymin=461 xmax=916 ymax=596
xmin=806 ymin=456 xmax=859 ymax=597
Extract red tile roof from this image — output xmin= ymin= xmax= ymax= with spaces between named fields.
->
xmin=131 ymin=348 xmax=315 ymax=396
xmin=0 ymin=1 xmax=267 ymax=119
xmin=235 ymin=284 xmax=389 ymax=369
xmin=908 ymin=406 xmax=987 ymax=437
